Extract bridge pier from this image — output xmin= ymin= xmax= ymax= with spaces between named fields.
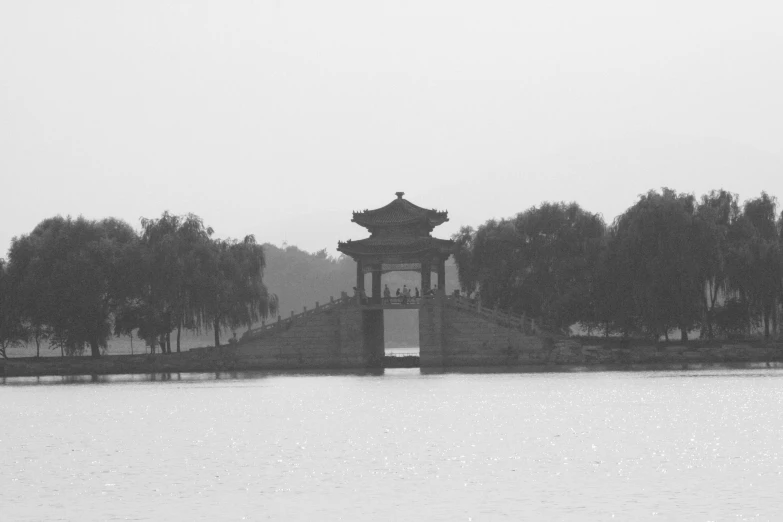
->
xmin=362 ymin=308 xmax=385 ymax=367
xmin=419 ymin=295 xmax=444 ymax=367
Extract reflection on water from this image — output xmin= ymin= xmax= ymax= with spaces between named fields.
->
xmin=2 ymin=369 xmax=783 ymax=521
xmin=385 ymin=346 xmax=420 ymax=357
xmin=1 ymin=370 xmax=390 ymax=386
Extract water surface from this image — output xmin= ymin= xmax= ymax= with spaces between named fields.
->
xmin=2 ymin=369 xmax=782 ymax=521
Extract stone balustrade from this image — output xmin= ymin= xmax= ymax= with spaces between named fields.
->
xmin=241 ymin=292 xmax=353 ymax=343
xmin=444 ymin=295 xmax=539 ymax=334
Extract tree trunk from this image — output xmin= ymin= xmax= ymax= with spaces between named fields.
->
xmin=35 ymin=336 xmax=40 ymax=358
xmin=90 ymin=339 xmax=101 ymax=358
xmin=680 ymin=325 xmax=688 ymax=343
xmin=664 ymin=330 xmax=669 ymax=342
xmin=60 ymin=344 xmax=64 ymax=357
xmin=214 ymin=319 xmax=220 ymax=348
xmin=166 ymin=331 xmax=172 ymax=353
xmin=764 ymin=309 xmax=770 ymax=339
xmin=176 ymin=324 xmax=181 ymax=353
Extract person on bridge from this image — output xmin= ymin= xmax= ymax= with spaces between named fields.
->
xmin=383 ymin=284 xmax=391 ymax=304
xmin=415 ymin=287 xmax=420 ymax=298
xmin=402 ymin=285 xmax=409 ymax=305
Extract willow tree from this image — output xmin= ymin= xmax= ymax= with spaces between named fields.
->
xmin=453 ymin=203 xmax=605 ymax=331
xmin=468 ymin=218 xmax=518 ymax=310
xmin=8 ymin=216 xmax=139 ymax=357
xmin=725 ymin=193 xmax=782 ymax=338
xmin=694 ymin=190 xmax=741 ymax=339
xmin=0 ymin=259 xmax=27 ymax=358
xmin=134 ymin=212 xmax=214 ymax=353
xmin=451 ymin=226 xmax=478 ymax=297
xmin=201 ymin=235 xmax=278 ymax=347
xmin=611 ymin=189 xmax=703 ymax=341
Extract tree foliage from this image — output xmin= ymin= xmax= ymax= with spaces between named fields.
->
xmin=725 ymin=193 xmax=782 ymax=338
xmin=455 ymin=189 xmax=783 ymax=341
xmin=4 ymin=212 xmax=279 ymax=356
xmin=8 ymin=216 xmax=139 ymax=357
xmin=610 ymin=189 xmax=703 ymax=341
xmin=453 ymin=202 xmax=605 ymax=331
xmin=119 ymin=212 xmax=215 ymax=352
xmin=0 ymin=259 xmax=28 ymax=358
xmin=202 ymin=235 xmax=278 ymax=347
xmin=695 ymin=190 xmax=741 ymax=339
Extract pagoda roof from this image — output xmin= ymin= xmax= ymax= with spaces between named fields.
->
xmin=352 ymin=192 xmax=448 ymax=229
xmin=337 ymin=236 xmax=454 ymax=257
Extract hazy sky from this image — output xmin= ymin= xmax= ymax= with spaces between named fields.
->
xmin=2 ymin=1 xmax=783 ymax=256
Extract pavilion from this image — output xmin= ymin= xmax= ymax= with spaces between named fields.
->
xmin=337 ymin=192 xmax=455 ymax=305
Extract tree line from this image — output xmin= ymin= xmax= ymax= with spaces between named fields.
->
xmin=453 ymin=188 xmax=783 ymax=342
xmin=0 ymin=212 xmax=278 ymax=358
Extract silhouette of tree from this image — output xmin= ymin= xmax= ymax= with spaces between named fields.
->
xmin=131 ymin=212 xmax=215 ymax=352
xmin=694 ymin=190 xmax=741 ymax=339
xmin=0 ymin=259 xmax=28 ymax=358
xmin=8 ymin=216 xmax=139 ymax=357
xmin=726 ymin=193 xmax=782 ymax=338
xmin=611 ymin=189 xmax=703 ymax=341
xmin=454 ymin=203 xmax=605 ymax=330
xmin=202 ymin=235 xmax=277 ymax=347
xmin=452 ymin=226 xmax=477 ymax=296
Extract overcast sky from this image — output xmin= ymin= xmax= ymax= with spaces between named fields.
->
xmin=2 ymin=1 xmax=783 ymax=256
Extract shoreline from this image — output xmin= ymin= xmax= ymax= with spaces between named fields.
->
xmin=2 ymin=350 xmax=782 ymax=380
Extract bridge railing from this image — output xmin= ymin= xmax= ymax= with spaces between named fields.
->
xmin=444 ymin=294 xmax=539 ymax=335
xmin=364 ymin=296 xmax=422 ymax=307
xmin=241 ymin=292 xmax=353 ymax=342
xmin=240 ymin=291 xmax=546 ymax=343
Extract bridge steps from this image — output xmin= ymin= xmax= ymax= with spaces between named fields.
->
xmin=236 ymin=291 xmax=381 ymax=368
xmin=241 ymin=292 xmax=354 ymax=343
xmin=419 ymin=295 xmax=559 ymax=367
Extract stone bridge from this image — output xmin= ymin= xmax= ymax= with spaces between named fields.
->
xmin=236 ymin=292 xmax=549 ymax=369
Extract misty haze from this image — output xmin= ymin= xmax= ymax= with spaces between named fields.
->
xmin=2 ymin=2 xmax=783 ymax=521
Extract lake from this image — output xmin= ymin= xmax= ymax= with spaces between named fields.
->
xmin=2 ymin=369 xmax=782 ymax=521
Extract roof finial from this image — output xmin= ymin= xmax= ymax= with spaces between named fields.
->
xmin=395 ymin=191 xmax=404 ymax=199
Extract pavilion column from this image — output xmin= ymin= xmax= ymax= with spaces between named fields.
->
xmin=356 ymin=259 xmax=364 ymax=294
xmin=420 ymin=260 xmax=431 ymax=294
xmin=371 ymin=269 xmax=381 ymax=305
xmin=437 ymin=258 xmax=446 ymax=294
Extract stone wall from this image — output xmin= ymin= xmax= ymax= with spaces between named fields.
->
xmin=420 ymin=295 xmax=544 ymax=367
xmin=546 ymin=340 xmax=783 ymax=366
xmin=235 ymin=305 xmax=376 ymax=369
